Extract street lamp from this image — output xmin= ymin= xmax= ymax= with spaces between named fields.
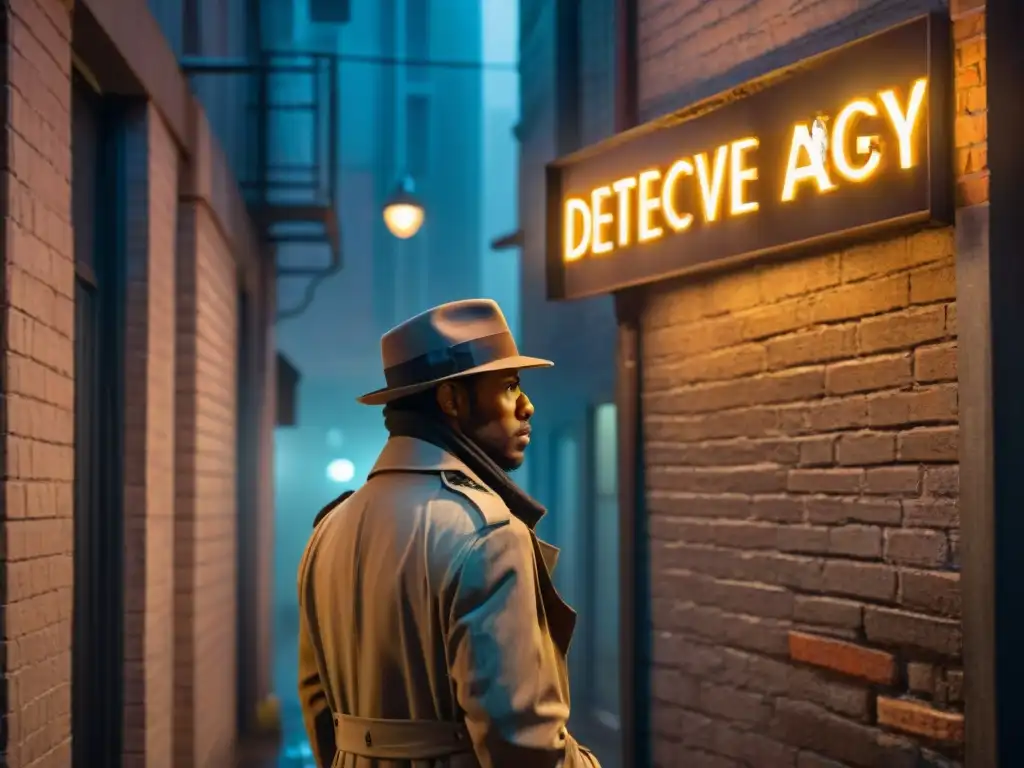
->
xmin=382 ymin=174 xmax=425 ymax=239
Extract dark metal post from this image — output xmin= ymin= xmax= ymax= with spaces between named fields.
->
xmin=328 ymin=55 xmax=339 ymax=203
xmin=614 ymin=0 xmax=638 ymax=133
xmin=312 ymin=56 xmax=323 ymax=198
xmin=614 ymin=289 xmax=647 ymax=768
xmin=255 ymin=53 xmax=269 ymax=209
xmin=613 ymin=3 xmax=643 ymax=767
xmin=959 ymin=0 xmax=1024 ymax=765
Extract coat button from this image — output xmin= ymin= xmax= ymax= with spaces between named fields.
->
xmin=364 ymin=730 xmax=372 ymax=748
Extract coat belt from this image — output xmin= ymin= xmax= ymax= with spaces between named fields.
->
xmin=333 ymin=713 xmax=473 ymax=759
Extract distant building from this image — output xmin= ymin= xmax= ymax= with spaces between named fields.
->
xmin=515 ymin=1 xmax=623 ymax=765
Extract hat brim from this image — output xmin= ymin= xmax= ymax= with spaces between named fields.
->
xmin=357 ymin=355 xmax=554 ymax=406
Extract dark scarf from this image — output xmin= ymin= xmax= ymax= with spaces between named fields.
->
xmin=383 ymin=405 xmax=546 ymax=529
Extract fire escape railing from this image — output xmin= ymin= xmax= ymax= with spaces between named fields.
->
xmin=182 ymin=52 xmax=343 ymax=318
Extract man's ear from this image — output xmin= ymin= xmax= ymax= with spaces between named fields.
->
xmin=436 ymin=382 xmax=459 ymax=418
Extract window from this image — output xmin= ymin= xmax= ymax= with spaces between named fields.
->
xmin=588 ymin=403 xmax=622 ymax=740
xmin=405 ymin=93 xmax=430 ymax=180
xmin=553 ymin=432 xmax=581 ymax=604
xmin=554 ymin=0 xmax=581 ymax=155
xmin=577 ymin=0 xmax=617 ymax=145
xmin=405 ymin=0 xmax=429 ymax=80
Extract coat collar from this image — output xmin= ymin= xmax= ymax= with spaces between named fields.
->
xmin=368 ymin=437 xmax=555 ymax=550
xmin=368 ymin=436 xmax=492 ymax=487
xmin=369 ymin=437 xmax=573 ymax=650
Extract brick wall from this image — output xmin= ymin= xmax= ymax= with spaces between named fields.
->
xmin=636 ymin=0 xmax=987 ymax=766
xmin=952 ymin=0 xmax=987 ymax=207
xmin=121 ymin=102 xmax=179 ymax=768
xmin=643 ymin=229 xmax=962 ymax=767
xmin=637 ymin=0 xmax=944 ymax=118
xmin=174 ymin=200 xmax=239 ymax=768
xmin=0 ymin=0 xmax=76 ymax=766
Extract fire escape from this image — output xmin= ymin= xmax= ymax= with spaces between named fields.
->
xmin=181 ymin=30 xmax=344 ymax=322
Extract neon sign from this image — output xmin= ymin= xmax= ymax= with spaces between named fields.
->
xmin=546 ymin=16 xmax=952 ymax=301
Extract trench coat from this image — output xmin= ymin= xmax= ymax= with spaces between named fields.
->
xmin=297 ymin=436 xmax=600 ymax=768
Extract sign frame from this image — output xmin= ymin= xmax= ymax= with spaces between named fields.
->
xmin=545 ymin=14 xmax=953 ymax=301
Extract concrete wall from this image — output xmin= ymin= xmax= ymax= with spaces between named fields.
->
xmin=635 ymin=0 xmax=987 ymax=765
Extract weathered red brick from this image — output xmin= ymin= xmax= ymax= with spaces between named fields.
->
xmin=884 ymin=529 xmax=949 ymax=568
xmin=810 ymin=276 xmax=908 ymax=324
xmin=900 ymin=569 xmax=962 ymax=619
xmin=793 ymin=596 xmax=863 ymax=630
xmin=825 ymin=355 xmax=912 ymax=395
xmin=836 ymin=432 xmax=896 ymax=466
xmin=788 ymin=469 xmax=863 ymax=495
xmin=766 ymin=326 xmax=857 ymax=370
xmin=806 ymin=496 xmax=902 ymax=525
xmin=876 ymin=697 xmax=964 ymax=744
xmin=864 ymin=466 xmax=922 ymax=496
xmin=914 ymin=343 xmax=958 ymax=383
xmin=867 ymin=386 xmax=958 ymax=427
xmin=789 ymin=631 xmax=896 ymax=684
xmin=822 ymin=561 xmax=897 ymax=603
xmin=858 ymin=307 xmax=946 ymax=354
xmin=798 ymin=436 xmax=835 ymax=466
xmin=897 ymin=426 xmax=958 ymax=462
xmin=903 ymin=498 xmax=959 ymax=529
xmin=864 ymin=606 xmax=962 ymax=657
xmin=924 ymin=466 xmax=959 ymax=497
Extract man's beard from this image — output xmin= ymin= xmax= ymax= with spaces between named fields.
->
xmin=458 ymin=411 xmax=520 ymax=473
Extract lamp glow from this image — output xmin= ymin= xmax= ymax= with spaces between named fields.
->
xmin=383 ymin=174 xmax=425 ymax=239
xmin=326 ymin=458 xmax=355 ymax=484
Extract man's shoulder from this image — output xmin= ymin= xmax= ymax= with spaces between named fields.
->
xmin=435 ymin=470 xmax=510 ymax=529
xmin=365 ymin=468 xmax=511 ymax=532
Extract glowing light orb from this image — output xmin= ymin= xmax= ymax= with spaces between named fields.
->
xmin=326 ymin=458 xmax=355 ymax=484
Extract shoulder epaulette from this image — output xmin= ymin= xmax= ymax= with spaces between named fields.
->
xmin=439 ymin=470 xmax=509 ymax=528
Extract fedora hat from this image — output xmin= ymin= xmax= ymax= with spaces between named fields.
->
xmin=358 ymin=299 xmax=553 ymax=406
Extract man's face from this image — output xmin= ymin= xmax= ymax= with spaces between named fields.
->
xmin=442 ymin=370 xmax=535 ymax=471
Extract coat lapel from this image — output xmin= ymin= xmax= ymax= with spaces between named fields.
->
xmin=530 ymin=536 xmax=577 ymax=657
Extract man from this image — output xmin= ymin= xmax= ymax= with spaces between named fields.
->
xmin=297 ymin=299 xmax=599 ymax=767
xmin=312 ymin=489 xmax=355 ymax=529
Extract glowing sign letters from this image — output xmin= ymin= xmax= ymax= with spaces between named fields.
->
xmin=563 ymin=78 xmax=928 ymax=262
xmin=545 ymin=15 xmax=952 ymax=301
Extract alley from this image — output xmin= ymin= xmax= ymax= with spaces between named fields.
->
xmin=2 ymin=0 xmax=1021 ymax=767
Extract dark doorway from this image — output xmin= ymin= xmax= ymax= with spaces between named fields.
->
xmin=236 ymin=286 xmax=257 ymax=733
xmin=71 ymin=68 xmax=125 ymax=768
